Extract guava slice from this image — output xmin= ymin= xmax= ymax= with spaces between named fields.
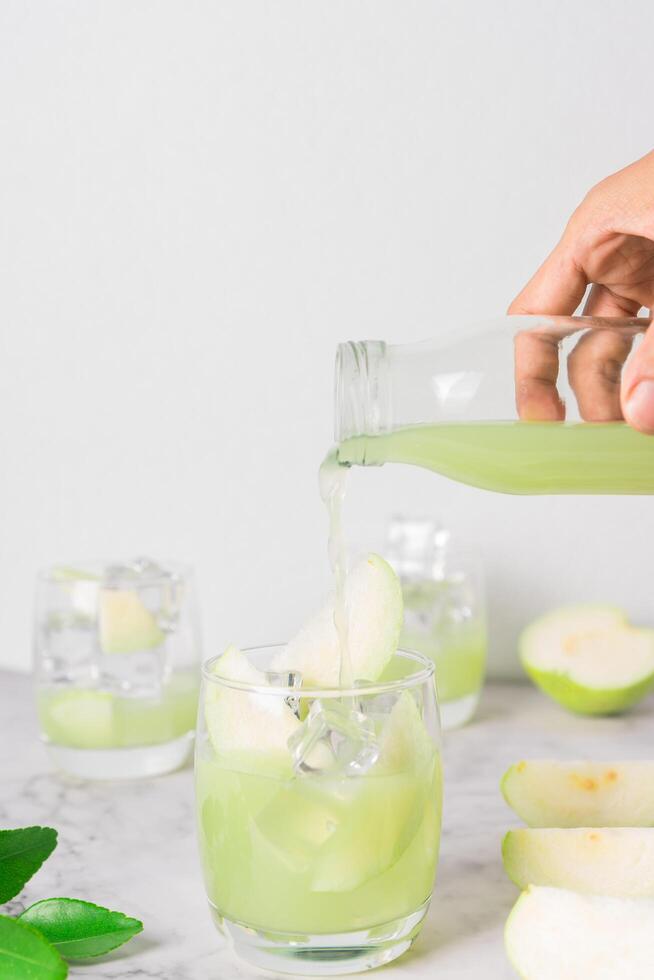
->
xmin=252 ymin=778 xmax=344 ymax=874
xmin=99 ymin=589 xmax=165 ymax=655
xmin=505 ymin=886 xmax=654 ymax=980
xmin=376 ymin=689 xmax=435 ymax=774
xmin=308 ymin=695 xmax=437 ymax=892
xmin=309 ymin=772 xmax=426 ymax=893
xmin=519 ymin=604 xmax=654 ymax=714
xmin=502 ymin=760 xmax=654 ymax=827
xmin=39 ymin=689 xmax=115 ymax=750
xmin=273 ymin=553 xmax=403 ymax=686
xmin=502 ymin=827 xmax=654 ymax=897
xmin=204 ymin=646 xmax=301 ymax=775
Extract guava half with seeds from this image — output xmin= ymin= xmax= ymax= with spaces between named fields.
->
xmin=519 ymin=604 xmax=654 ymax=714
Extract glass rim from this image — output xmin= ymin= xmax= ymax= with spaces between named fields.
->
xmin=202 ymin=644 xmax=435 ymax=698
xmin=36 ymin=558 xmax=193 ymax=587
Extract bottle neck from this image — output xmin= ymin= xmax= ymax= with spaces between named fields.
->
xmin=335 ymin=340 xmax=389 ymax=442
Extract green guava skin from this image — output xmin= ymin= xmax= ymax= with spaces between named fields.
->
xmin=521 ymin=659 xmax=654 ymax=716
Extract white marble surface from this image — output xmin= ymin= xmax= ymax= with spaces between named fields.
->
xmin=3 ymin=672 xmax=654 ymax=979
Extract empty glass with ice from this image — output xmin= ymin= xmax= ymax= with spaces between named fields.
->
xmin=34 ymin=558 xmax=201 ymax=779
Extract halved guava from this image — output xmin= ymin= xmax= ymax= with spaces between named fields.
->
xmin=502 ymin=760 xmax=654 ymax=827
xmin=519 ymin=604 xmax=654 ymax=714
xmin=99 ymin=589 xmax=165 ymax=655
xmin=505 ymin=886 xmax=654 ymax=980
xmin=502 ymin=827 xmax=654 ymax=897
xmin=273 ymin=553 xmax=403 ymax=686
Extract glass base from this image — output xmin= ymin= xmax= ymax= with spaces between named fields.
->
xmin=439 ymin=691 xmax=480 ymax=730
xmin=44 ymin=732 xmax=194 ymax=780
xmin=210 ymin=900 xmax=429 ymax=976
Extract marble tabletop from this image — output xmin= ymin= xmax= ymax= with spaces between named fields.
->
xmin=3 ymin=671 xmax=654 ymax=980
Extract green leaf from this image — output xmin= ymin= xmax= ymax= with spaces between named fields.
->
xmin=0 ymin=827 xmax=58 ymax=903
xmin=0 ymin=914 xmax=67 ymax=979
xmin=20 ymin=899 xmax=143 ymax=960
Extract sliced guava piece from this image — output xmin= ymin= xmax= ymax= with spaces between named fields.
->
xmin=505 ymin=886 xmax=654 ymax=980
xmin=273 ymin=553 xmax=403 ymax=686
xmin=99 ymin=589 xmax=165 ymax=655
xmin=310 ymin=771 xmax=426 ymax=893
xmin=519 ymin=604 xmax=654 ymax=714
xmin=502 ymin=827 xmax=654 ymax=897
xmin=204 ymin=646 xmax=301 ymax=776
xmin=308 ymin=695 xmax=438 ymax=893
xmin=39 ymin=689 xmax=115 ymax=749
xmin=502 ymin=760 xmax=654 ymax=828
xmin=376 ymin=689 xmax=435 ymax=774
xmin=252 ymin=778 xmax=344 ymax=874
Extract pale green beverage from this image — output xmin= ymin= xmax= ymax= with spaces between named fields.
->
xmin=401 ymin=582 xmax=486 ymax=703
xmin=338 ymin=421 xmax=654 ymax=494
xmin=38 ymin=669 xmax=199 ymax=750
xmin=196 ymin=748 xmax=441 ymax=936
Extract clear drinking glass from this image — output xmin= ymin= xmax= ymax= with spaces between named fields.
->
xmin=195 ymin=645 xmax=442 ymax=975
xmin=386 ymin=518 xmax=486 ymax=729
xmin=335 ymin=315 xmax=654 ymax=493
xmin=34 ymin=557 xmax=201 ymax=780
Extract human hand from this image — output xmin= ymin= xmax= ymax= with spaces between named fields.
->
xmin=509 ymin=150 xmax=654 ymax=432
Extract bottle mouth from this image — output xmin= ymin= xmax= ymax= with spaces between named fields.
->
xmin=334 ymin=340 xmax=389 ymax=443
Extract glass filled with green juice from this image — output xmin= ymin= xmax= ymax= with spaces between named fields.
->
xmin=195 ymin=644 xmax=442 ymax=975
xmin=35 ymin=558 xmax=201 ymax=779
xmin=386 ymin=518 xmax=486 ymax=728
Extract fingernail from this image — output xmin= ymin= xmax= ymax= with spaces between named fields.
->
xmin=625 ymin=380 xmax=654 ymax=433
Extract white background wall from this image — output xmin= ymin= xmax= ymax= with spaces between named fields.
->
xmin=1 ymin=0 xmax=652 ymax=676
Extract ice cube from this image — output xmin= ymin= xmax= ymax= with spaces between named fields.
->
xmin=289 ymin=698 xmax=379 ymax=776
xmin=98 ymin=647 xmax=166 ymax=697
xmin=355 ymin=687 xmax=399 ymax=728
xmin=98 ymin=559 xmax=175 ymax=696
xmin=103 ymin=557 xmax=181 ymax=634
xmin=41 ymin=611 xmax=97 ymax=685
xmin=104 ymin=556 xmax=163 ymax=583
xmin=265 ymin=670 xmax=303 ymax=717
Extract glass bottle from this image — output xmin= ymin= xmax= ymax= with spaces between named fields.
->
xmin=334 ymin=315 xmax=654 ymax=494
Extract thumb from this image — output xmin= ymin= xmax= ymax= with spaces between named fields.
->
xmin=508 ymin=241 xmax=587 ymax=316
xmin=622 ymin=323 xmax=654 ymax=434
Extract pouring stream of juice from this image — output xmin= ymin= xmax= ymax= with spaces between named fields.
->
xmin=319 ymin=451 xmax=353 ymax=687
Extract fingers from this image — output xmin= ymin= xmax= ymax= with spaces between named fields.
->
xmin=582 ymin=282 xmax=642 ymax=319
xmin=514 ymin=330 xmax=566 ymax=421
xmin=563 ymin=285 xmax=639 ymax=421
xmin=508 ymin=243 xmax=588 ymax=317
xmin=510 ymin=242 xmax=587 ymax=421
xmin=622 ymin=323 xmax=654 ymax=433
xmin=567 ymin=328 xmax=634 ymax=421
